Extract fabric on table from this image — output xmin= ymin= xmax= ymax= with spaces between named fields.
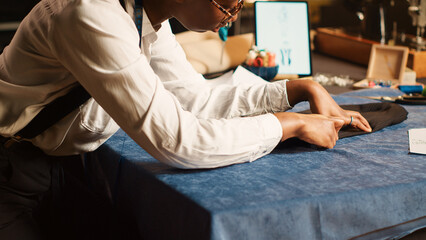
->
xmin=280 ymin=102 xmax=408 ymax=148
xmin=338 ymin=102 xmax=408 ymax=138
xmin=295 ymin=102 xmax=408 ymax=139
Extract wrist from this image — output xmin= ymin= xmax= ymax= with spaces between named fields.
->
xmin=273 ymin=112 xmax=305 ymax=141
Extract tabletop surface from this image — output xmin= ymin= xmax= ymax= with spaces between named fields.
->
xmin=96 ymin=88 xmax=426 ymax=240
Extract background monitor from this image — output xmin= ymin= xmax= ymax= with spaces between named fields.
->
xmin=255 ymin=1 xmax=312 ymax=77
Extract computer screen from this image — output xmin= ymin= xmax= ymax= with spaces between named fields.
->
xmin=255 ymin=1 xmax=312 ymax=77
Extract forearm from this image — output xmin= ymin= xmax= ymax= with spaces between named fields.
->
xmin=285 ymin=79 xmax=325 ymax=107
xmin=272 ymin=112 xmax=303 ymax=141
xmin=165 ymin=80 xmax=292 ymax=119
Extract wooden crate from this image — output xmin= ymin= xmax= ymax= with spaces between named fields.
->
xmin=314 ymin=27 xmax=426 ymax=78
xmin=407 ymin=50 xmax=426 ymax=78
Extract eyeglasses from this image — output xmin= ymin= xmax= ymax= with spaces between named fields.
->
xmin=209 ymin=0 xmax=244 ymax=26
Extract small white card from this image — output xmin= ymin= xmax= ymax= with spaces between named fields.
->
xmin=408 ymin=128 xmax=426 ymax=155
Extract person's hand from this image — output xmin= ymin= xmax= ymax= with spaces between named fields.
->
xmin=273 ymin=112 xmax=345 ymax=149
xmin=286 ymin=80 xmax=372 ymax=132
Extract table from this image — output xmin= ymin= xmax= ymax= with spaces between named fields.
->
xmin=87 ymin=88 xmax=426 ymax=240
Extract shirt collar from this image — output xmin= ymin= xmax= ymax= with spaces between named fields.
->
xmin=142 ymin=8 xmax=157 ymax=38
xmin=121 ymin=0 xmax=158 ymax=45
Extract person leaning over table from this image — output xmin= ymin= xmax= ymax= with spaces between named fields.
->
xmin=0 ymin=0 xmax=372 ymax=238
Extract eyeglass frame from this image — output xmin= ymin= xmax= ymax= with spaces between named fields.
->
xmin=209 ymin=0 xmax=244 ymax=26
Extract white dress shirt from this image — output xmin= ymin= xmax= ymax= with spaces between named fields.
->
xmin=0 ymin=0 xmax=291 ymax=169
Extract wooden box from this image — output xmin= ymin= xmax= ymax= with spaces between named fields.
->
xmin=353 ymin=44 xmax=409 ymax=89
xmin=314 ymin=27 xmax=426 ymax=78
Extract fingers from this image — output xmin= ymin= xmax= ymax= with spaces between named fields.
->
xmin=352 ymin=116 xmax=372 ymax=132
xmin=357 ymin=114 xmax=372 ymax=132
xmin=274 ymin=112 xmax=345 ymax=149
xmin=300 ymin=115 xmax=341 ymax=149
xmin=328 ymin=118 xmax=343 ymax=148
xmin=332 ymin=117 xmax=345 ymax=132
xmin=319 ymin=128 xmax=339 ymax=149
xmin=344 ymin=111 xmax=372 ymax=132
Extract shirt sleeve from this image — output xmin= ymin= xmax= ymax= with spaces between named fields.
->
xmin=150 ymin=22 xmax=292 ymax=120
xmin=48 ymin=2 xmax=282 ymax=169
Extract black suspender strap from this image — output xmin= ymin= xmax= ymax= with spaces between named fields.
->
xmin=18 ymin=85 xmax=90 ymax=139
xmin=5 ymin=85 xmax=90 ymax=147
xmin=4 ymin=1 xmax=144 ymax=148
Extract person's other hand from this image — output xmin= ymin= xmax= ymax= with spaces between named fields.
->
xmin=273 ymin=112 xmax=345 ymax=149
xmin=286 ymin=80 xmax=371 ymax=132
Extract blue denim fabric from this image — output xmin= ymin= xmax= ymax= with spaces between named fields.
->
xmin=98 ymin=88 xmax=426 ymax=239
